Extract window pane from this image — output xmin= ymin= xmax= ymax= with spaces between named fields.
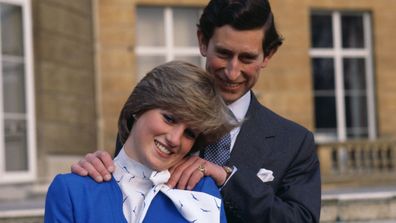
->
xmin=136 ymin=56 xmax=166 ymax=79
xmin=312 ymin=58 xmax=335 ymax=90
xmin=136 ymin=7 xmax=164 ymax=46
xmin=4 ymin=119 xmax=28 ymax=171
xmin=342 ymin=15 xmax=364 ymax=48
xmin=2 ymin=61 xmax=26 ymax=113
xmin=314 ymin=96 xmax=337 ymax=129
xmin=343 ymin=58 xmax=366 ymax=91
xmin=174 ymin=56 xmax=201 ymax=67
xmin=173 ymin=8 xmax=200 ymax=47
xmin=1 ymin=4 xmax=24 ymax=56
xmin=311 ymin=14 xmax=333 ymax=48
xmin=345 ymin=95 xmax=368 ymax=138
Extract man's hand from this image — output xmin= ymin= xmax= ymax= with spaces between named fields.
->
xmin=70 ymin=150 xmax=115 ymax=182
xmin=168 ymin=156 xmax=227 ymax=190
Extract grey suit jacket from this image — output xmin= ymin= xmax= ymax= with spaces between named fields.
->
xmin=221 ymin=92 xmax=321 ymax=223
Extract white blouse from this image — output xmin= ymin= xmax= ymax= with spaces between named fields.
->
xmin=113 ymin=148 xmax=221 ymax=223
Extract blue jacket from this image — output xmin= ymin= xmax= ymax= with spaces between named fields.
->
xmin=44 ymin=174 xmax=227 ymax=223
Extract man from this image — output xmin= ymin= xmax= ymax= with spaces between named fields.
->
xmin=71 ymin=0 xmax=321 ymax=222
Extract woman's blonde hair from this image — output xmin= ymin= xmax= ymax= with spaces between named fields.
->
xmin=118 ymin=61 xmax=238 ymax=153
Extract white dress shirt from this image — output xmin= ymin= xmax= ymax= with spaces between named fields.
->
xmin=227 ymin=91 xmax=251 ymax=151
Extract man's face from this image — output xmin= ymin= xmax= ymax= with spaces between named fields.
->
xmin=198 ymin=25 xmax=271 ymax=104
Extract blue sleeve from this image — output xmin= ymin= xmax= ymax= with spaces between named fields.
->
xmin=193 ymin=177 xmax=227 ymax=223
xmin=44 ymin=174 xmax=74 ymax=223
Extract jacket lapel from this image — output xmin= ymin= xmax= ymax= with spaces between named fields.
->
xmin=227 ymin=93 xmax=278 ymax=170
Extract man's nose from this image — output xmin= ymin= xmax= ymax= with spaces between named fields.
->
xmin=225 ymin=58 xmax=241 ymax=81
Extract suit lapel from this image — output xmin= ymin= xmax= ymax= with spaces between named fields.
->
xmin=227 ymin=93 xmax=278 ymax=169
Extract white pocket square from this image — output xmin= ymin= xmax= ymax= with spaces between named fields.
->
xmin=257 ymin=168 xmax=274 ymax=183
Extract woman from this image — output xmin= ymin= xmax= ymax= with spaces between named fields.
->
xmin=44 ymin=61 xmax=237 ymax=223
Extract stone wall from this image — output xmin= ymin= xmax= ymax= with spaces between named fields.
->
xmin=321 ymin=193 xmax=396 ymax=222
xmin=32 ymin=0 xmax=97 ymax=179
xmin=268 ymin=0 xmax=396 ymax=136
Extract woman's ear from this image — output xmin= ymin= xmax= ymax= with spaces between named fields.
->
xmin=197 ymin=30 xmax=208 ymax=57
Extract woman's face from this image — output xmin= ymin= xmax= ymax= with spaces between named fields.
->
xmin=124 ymin=109 xmax=199 ymax=171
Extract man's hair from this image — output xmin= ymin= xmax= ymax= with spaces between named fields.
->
xmin=198 ymin=0 xmax=283 ymax=56
xmin=118 ymin=61 xmax=237 ymax=153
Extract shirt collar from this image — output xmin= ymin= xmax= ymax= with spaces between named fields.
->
xmin=114 ymin=147 xmax=154 ymax=180
xmin=227 ymin=91 xmax=251 ymax=121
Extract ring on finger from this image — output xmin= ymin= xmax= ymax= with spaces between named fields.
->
xmin=197 ymin=164 xmax=206 ymax=175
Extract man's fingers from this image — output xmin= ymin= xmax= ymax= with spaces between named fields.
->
xmin=94 ymin=151 xmax=115 ymax=172
xmin=167 ymin=156 xmax=206 ymax=190
xmin=167 ymin=157 xmax=195 ymax=188
xmin=177 ymin=158 xmax=205 ymax=190
xmin=85 ymin=153 xmax=112 ymax=181
xmin=186 ymin=170 xmax=205 ymax=190
xmin=78 ymin=159 xmax=104 ymax=182
xmin=70 ymin=163 xmax=88 ymax=176
xmin=167 ymin=164 xmax=186 ymax=188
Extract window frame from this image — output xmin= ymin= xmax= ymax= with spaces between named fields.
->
xmin=135 ymin=6 xmax=205 ymax=79
xmin=0 ymin=0 xmax=36 ymax=184
xmin=309 ymin=10 xmax=376 ymax=142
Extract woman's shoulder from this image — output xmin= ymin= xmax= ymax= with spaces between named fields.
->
xmin=45 ymin=174 xmax=125 ymax=222
xmin=194 ymin=176 xmax=216 ymax=187
xmin=52 ymin=173 xmax=99 ymax=185
xmin=49 ymin=173 xmax=118 ymax=194
xmin=192 ymin=176 xmax=221 ymax=198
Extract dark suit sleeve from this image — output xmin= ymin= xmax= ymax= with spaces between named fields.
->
xmin=221 ymin=131 xmax=321 ymax=223
xmin=44 ymin=175 xmax=74 ymax=223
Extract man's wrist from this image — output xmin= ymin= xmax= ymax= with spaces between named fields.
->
xmin=222 ymin=165 xmax=233 ymax=179
xmin=220 ymin=165 xmax=234 ymax=186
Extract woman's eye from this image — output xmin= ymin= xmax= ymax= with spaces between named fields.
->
xmin=163 ymin=114 xmax=175 ymax=123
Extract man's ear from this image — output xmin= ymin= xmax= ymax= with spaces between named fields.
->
xmin=261 ymin=48 xmax=278 ymax=68
xmin=197 ymin=30 xmax=208 ymax=57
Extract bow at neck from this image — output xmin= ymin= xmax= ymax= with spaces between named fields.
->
xmin=114 ymin=148 xmax=221 ymax=223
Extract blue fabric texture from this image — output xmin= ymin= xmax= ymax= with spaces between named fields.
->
xmin=44 ymin=174 xmax=227 ymax=223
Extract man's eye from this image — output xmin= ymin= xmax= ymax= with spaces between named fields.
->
xmin=220 ymin=53 xmax=231 ymax=59
xmin=240 ymin=56 xmax=257 ymax=64
xmin=163 ymin=114 xmax=175 ymax=123
xmin=184 ymin=129 xmax=197 ymax=139
xmin=217 ymin=50 xmax=231 ymax=58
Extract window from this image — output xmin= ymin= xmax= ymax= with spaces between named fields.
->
xmin=0 ymin=0 xmax=35 ymax=183
xmin=135 ymin=6 xmax=203 ymax=79
xmin=310 ymin=11 xmax=376 ymax=142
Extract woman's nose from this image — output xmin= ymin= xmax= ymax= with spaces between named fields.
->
xmin=165 ymin=124 xmax=185 ymax=147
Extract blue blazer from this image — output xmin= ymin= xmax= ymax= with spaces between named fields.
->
xmin=44 ymin=174 xmax=227 ymax=223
